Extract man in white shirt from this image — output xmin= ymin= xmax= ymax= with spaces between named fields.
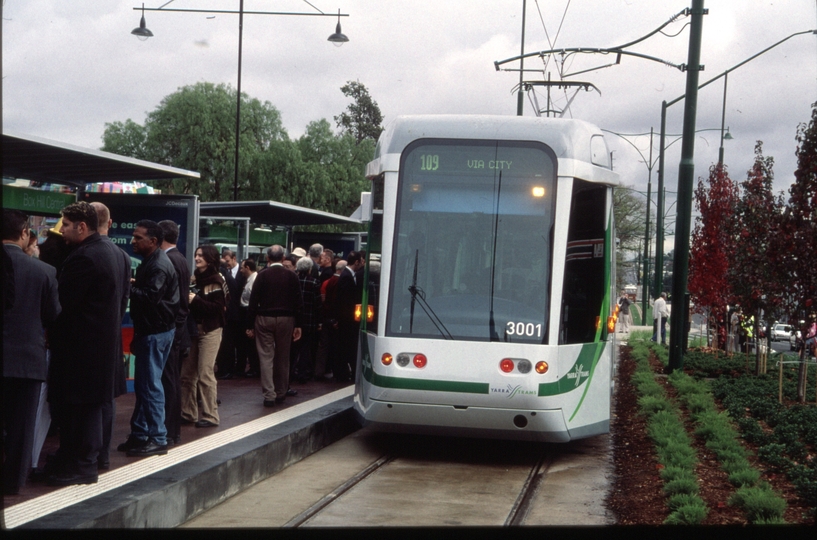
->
xmin=651 ymin=292 xmax=669 ymax=345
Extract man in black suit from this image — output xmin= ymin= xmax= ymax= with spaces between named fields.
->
xmin=217 ymin=249 xmax=245 ymax=379
xmin=48 ymin=202 xmax=123 ymax=486
xmin=158 ymin=220 xmax=190 ymax=446
xmin=90 ymin=202 xmax=132 ymax=470
xmin=334 ymin=251 xmax=364 ymax=382
xmin=2 ymin=209 xmax=61 ymax=495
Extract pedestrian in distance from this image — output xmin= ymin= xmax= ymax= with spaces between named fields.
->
xmin=617 ymin=290 xmax=631 ymax=334
xmin=651 ymin=292 xmax=669 ymax=345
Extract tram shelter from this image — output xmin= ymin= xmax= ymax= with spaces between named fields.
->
xmin=198 ymin=200 xmax=362 ymax=262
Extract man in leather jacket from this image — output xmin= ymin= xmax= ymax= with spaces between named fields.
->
xmin=119 ymin=220 xmax=179 ymax=458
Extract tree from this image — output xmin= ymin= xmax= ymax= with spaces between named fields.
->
xmin=334 ymin=81 xmax=384 ymax=144
xmin=613 ymin=186 xmax=647 ymax=290
xmin=102 ymin=82 xmax=287 ymax=201
xmin=101 ymin=119 xmax=147 ymax=161
xmin=689 ymin=164 xmax=739 ymax=351
xmin=730 ymin=142 xmax=784 ymax=372
xmin=99 ymin=82 xmax=375 ymax=232
xmin=780 ymin=103 xmax=817 ymax=401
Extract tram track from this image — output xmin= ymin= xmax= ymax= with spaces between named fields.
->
xmin=184 ymin=428 xmax=612 ymax=528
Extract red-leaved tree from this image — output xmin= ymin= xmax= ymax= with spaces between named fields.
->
xmin=779 ymin=103 xmax=817 ymax=401
xmin=730 ymin=142 xmax=785 ymax=373
xmin=689 ymin=163 xmax=738 ymax=352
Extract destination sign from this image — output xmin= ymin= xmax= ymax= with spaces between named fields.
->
xmin=404 ymin=141 xmax=555 ymax=178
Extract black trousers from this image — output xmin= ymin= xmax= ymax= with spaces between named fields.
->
xmin=162 ymin=337 xmax=182 ymax=441
xmin=100 ymin=399 xmax=115 ymax=465
xmin=335 ymin=321 xmax=360 ymax=382
xmin=58 ymin=402 xmax=103 ymax=477
xmin=3 ymin=377 xmax=40 ymax=493
xmin=236 ymin=326 xmax=259 ymax=375
xmin=215 ymin=319 xmax=242 ymax=375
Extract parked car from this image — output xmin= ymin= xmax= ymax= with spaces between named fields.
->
xmin=772 ymin=323 xmax=792 ymax=342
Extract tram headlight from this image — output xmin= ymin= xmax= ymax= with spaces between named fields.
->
xmin=500 ymin=358 xmax=514 ymax=373
xmin=535 ymin=361 xmax=549 ymax=374
xmin=413 ymin=353 xmax=427 ymax=368
xmin=381 ymin=353 xmax=393 ymax=366
xmin=396 ymin=353 xmax=411 ymax=367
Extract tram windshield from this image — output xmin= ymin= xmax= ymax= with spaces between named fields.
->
xmin=386 ymin=139 xmax=557 ymax=343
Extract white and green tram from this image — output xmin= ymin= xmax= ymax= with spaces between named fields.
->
xmin=354 ymin=115 xmax=620 ymax=442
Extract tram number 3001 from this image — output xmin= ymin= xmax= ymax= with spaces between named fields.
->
xmin=505 ymin=321 xmax=543 ymax=337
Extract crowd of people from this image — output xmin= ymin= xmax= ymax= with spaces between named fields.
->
xmin=2 ymin=202 xmax=368 ymax=494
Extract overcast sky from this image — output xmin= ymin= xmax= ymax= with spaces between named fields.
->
xmin=3 ymin=0 xmax=817 ymax=241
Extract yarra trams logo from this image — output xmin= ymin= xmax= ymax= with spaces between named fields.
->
xmin=491 ymin=384 xmax=536 ymax=398
xmin=566 ymin=363 xmax=590 ymax=387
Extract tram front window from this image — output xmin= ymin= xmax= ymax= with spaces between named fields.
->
xmin=386 ymin=140 xmax=557 ymax=343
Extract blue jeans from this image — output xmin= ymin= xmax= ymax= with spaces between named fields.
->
xmin=130 ymin=328 xmax=175 ymax=445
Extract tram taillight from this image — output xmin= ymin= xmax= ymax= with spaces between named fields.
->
xmin=500 ymin=358 xmax=514 ymax=373
xmin=413 ymin=353 xmax=427 ymax=368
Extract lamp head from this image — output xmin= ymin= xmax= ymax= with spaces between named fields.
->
xmin=132 ymin=3 xmax=153 ymax=41
xmin=723 ymin=127 xmax=734 ymax=140
xmin=327 ymin=9 xmax=348 ymax=46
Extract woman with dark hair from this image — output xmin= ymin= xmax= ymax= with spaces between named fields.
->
xmin=180 ymin=245 xmax=227 ymax=428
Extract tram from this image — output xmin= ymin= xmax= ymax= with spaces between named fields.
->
xmin=354 ymin=115 xmax=620 ymax=442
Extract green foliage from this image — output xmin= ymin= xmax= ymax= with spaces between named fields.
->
xmin=727 ymin=468 xmax=761 ymax=488
xmin=663 ymin=476 xmax=700 ymax=496
xmin=334 ymin=80 xmax=384 ymax=144
xmin=100 ymin=81 xmax=380 ymax=227
xmin=729 ymin=483 xmax=787 ymax=523
xmin=664 ymin=501 xmax=708 ymax=525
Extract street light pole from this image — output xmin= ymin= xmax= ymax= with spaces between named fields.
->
xmin=656 ymin=28 xmax=817 ymax=297
xmin=130 ymin=3 xmax=351 ymax=202
xmin=516 ymin=0 xmax=526 ymax=116
xmin=668 ymin=0 xmax=706 ymax=372
xmin=233 ymin=0 xmax=245 ymax=202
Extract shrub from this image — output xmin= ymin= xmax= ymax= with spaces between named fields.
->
xmin=664 ymin=501 xmax=708 ymax=525
xmin=664 ymin=476 xmax=700 ymax=496
xmin=666 ymin=493 xmax=702 ymax=511
xmin=638 ymin=395 xmax=671 ymax=415
xmin=727 ymin=468 xmax=761 ymax=487
xmin=757 ymin=443 xmax=791 ymax=472
xmin=660 ymin=466 xmax=697 ymax=485
xmin=729 ymin=483 xmax=787 ymax=523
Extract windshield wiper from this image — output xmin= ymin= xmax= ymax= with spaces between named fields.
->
xmin=408 ymin=249 xmax=453 ymax=340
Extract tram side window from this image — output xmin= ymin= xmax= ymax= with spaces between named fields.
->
xmin=560 ymin=180 xmax=606 ymax=344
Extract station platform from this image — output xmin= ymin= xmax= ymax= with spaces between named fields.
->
xmin=2 ymin=376 xmax=357 ymax=529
